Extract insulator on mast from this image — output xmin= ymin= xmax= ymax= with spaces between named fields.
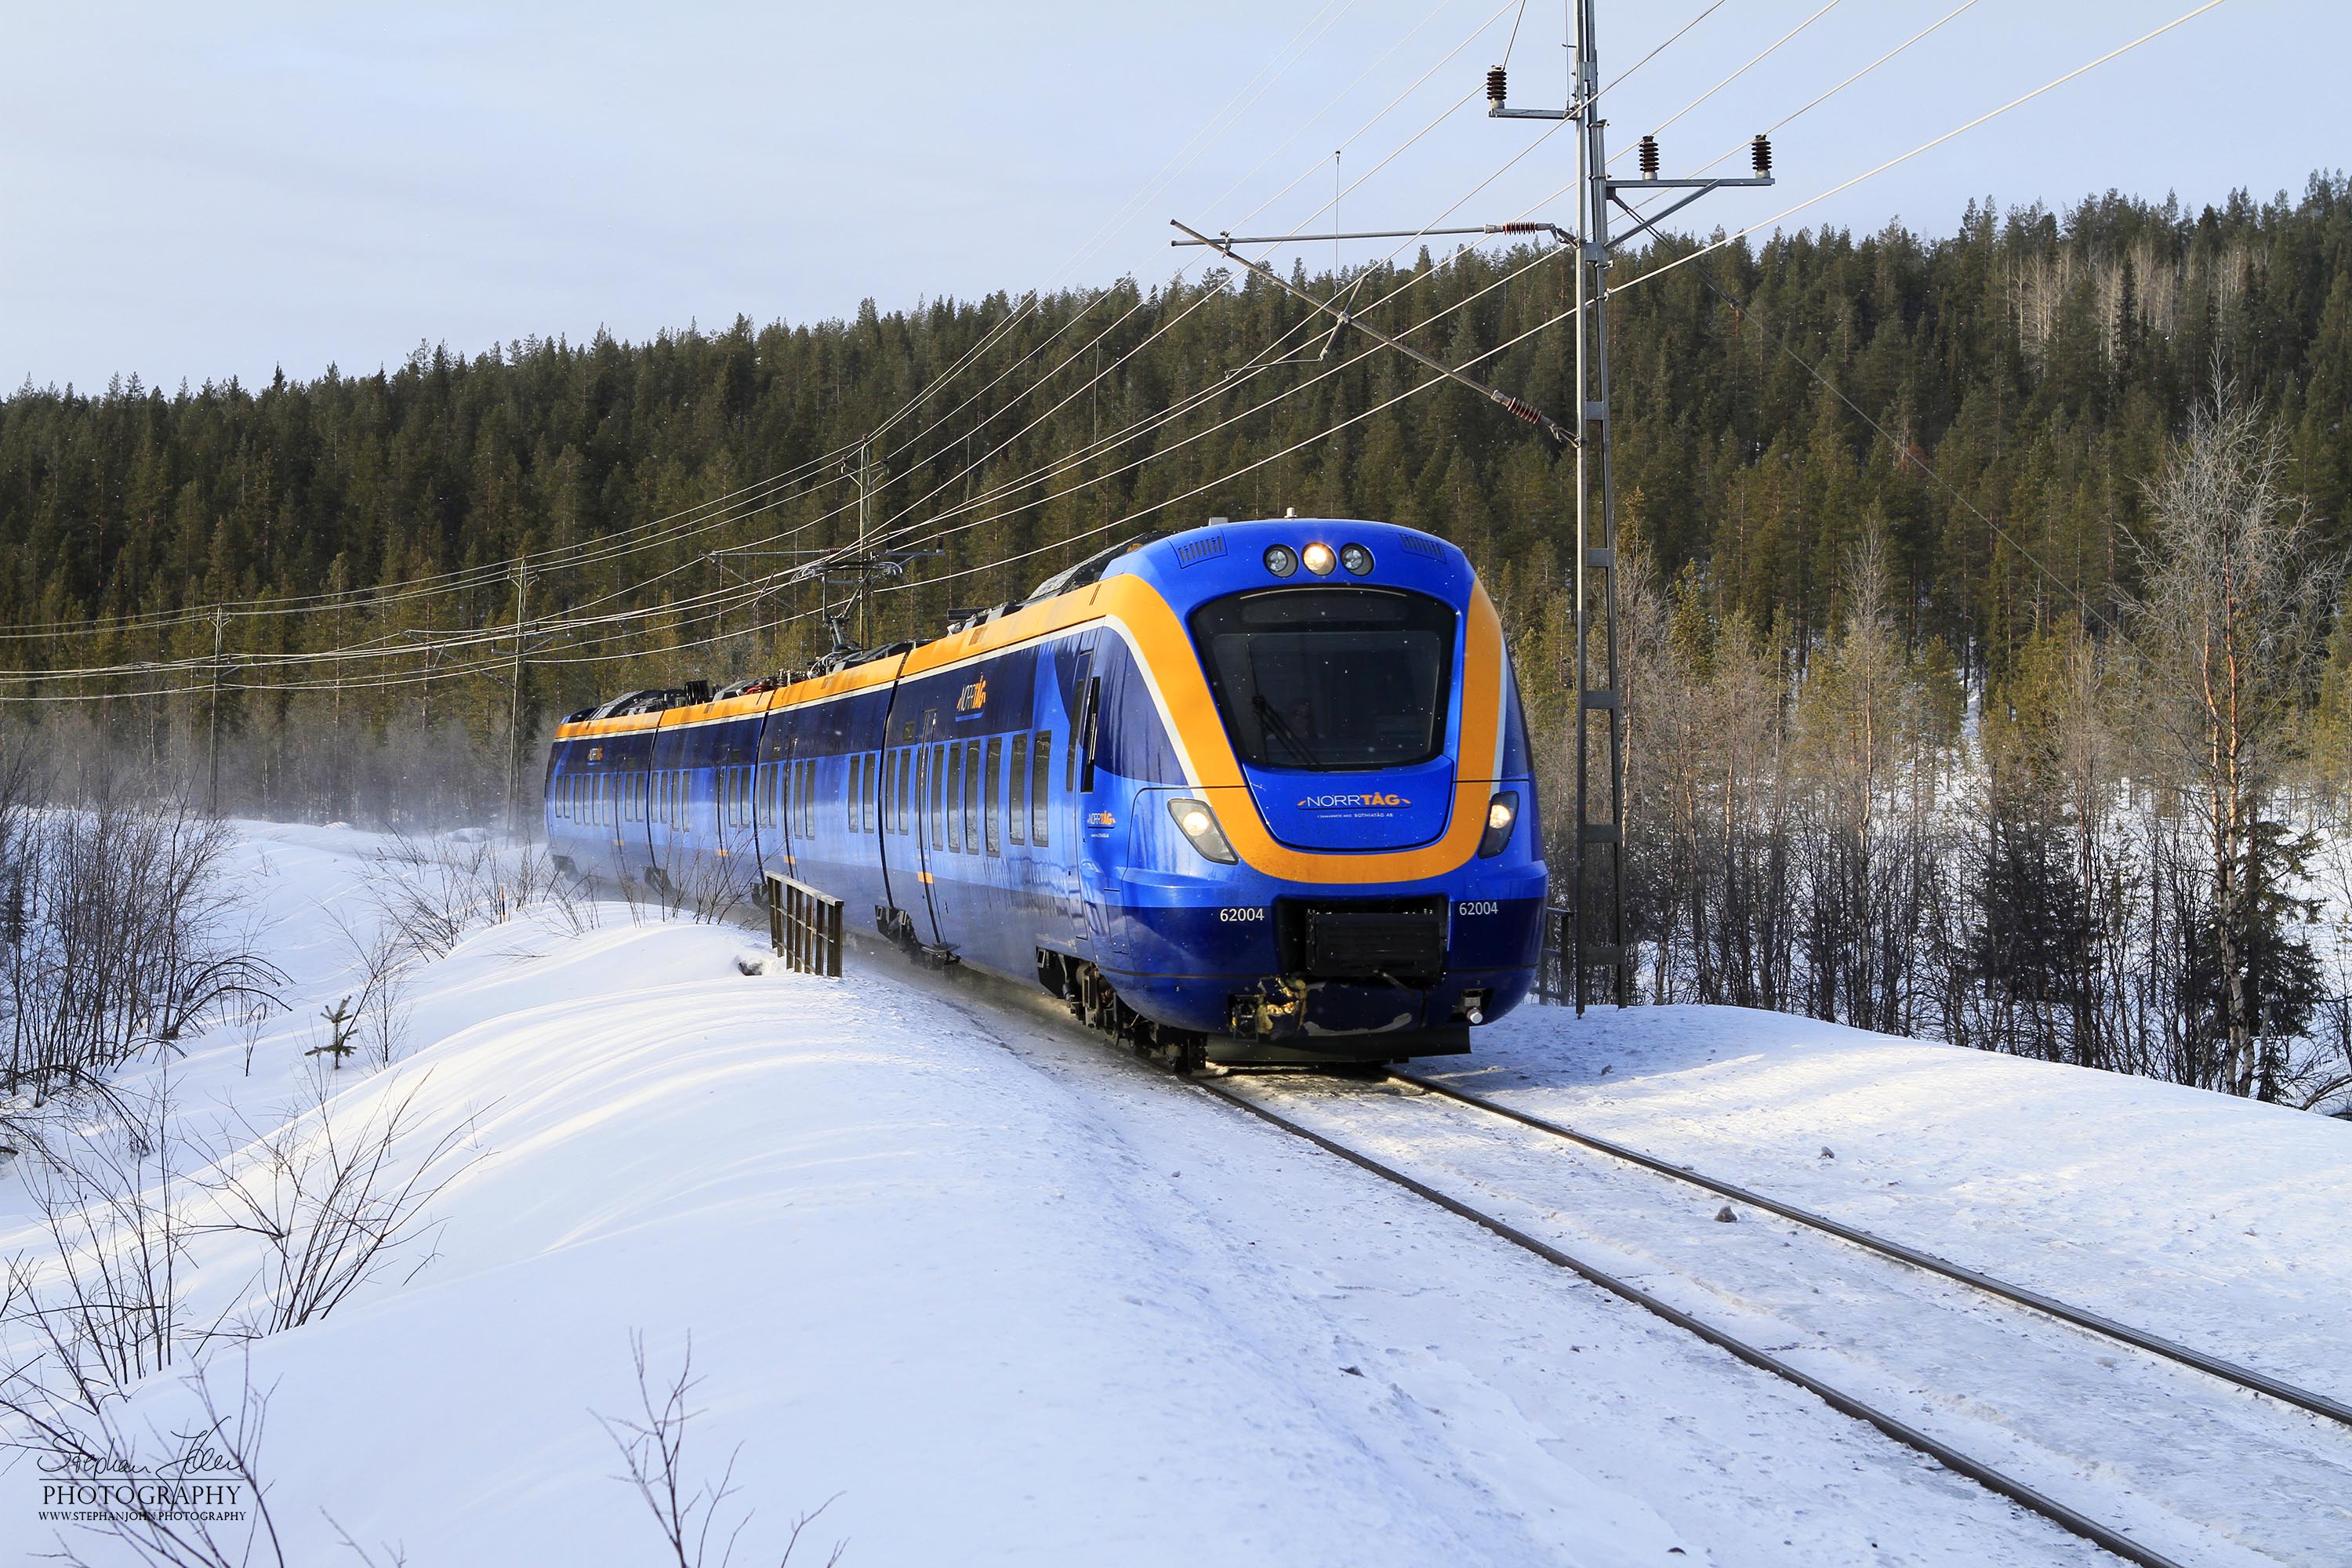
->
xmin=1637 ymin=135 xmax=1661 ymax=180
xmin=1751 ymin=134 xmax=1773 ymax=177
xmin=1486 ymin=66 xmax=1508 ymax=107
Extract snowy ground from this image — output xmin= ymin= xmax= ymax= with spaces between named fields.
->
xmin=2 ymin=822 xmax=2347 ymax=1566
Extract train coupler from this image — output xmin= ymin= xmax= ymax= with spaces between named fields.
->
xmin=1229 ymin=977 xmax=1309 ymax=1039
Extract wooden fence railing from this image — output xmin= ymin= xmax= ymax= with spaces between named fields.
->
xmin=766 ymin=872 xmax=844 ymax=978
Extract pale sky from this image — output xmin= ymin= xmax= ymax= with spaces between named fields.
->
xmin=3 ymin=1 xmax=2339 ymax=392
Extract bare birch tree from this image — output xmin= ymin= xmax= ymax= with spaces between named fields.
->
xmin=2123 ymin=382 xmax=2341 ymax=1096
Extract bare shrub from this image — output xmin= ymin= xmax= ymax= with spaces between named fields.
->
xmin=648 ymin=852 xmax=751 ymax=927
xmin=365 ymin=829 xmax=592 ymax=965
xmin=1 ymin=789 xmax=284 ymax=1100
xmin=597 ymin=1332 xmax=844 ymax=1568
xmin=198 ymin=1074 xmax=477 ymax=1339
xmin=324 ymin=908 xmax=415 ymax=1070
xmin=2 ymin=1076 xmax=208 ymax=1419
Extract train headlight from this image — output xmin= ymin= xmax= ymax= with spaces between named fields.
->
xmin=1263 ymin=544 xmax=1299 ymax=577
xmin=1301 ymin=541 xmax=1337 ymax=575
xmin=1339 ymin=542 xmax=1374 ymax=575
xmin=1478 ymin=790 xmax=1519 ymax=858
xmin=1167 ymin=797 xmax=1239 ymax=864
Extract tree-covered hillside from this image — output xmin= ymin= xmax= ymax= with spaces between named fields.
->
xmin=4 ymin=180 xmax=2346 ymax=728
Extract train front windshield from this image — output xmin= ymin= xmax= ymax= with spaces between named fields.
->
xmin=1190 ymin=587 xmax=1456 ymax=771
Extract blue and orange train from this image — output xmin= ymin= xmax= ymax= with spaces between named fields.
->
xmin=543 ymin=517 xmax=1547 ymax=1066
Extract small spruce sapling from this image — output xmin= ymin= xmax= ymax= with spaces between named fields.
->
xmin=307 ymin=996 xmax=359 ymax=1069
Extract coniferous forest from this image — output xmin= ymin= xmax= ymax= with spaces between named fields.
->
xmin=5 ymin=179 xmax=2352 ymax=1105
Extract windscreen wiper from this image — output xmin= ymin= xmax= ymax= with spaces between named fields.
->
xmin=1252 ymin=693 xmax=1323 ymax=768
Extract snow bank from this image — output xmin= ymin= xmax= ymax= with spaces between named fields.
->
xmin=7 ymin=822 xmax=2342 ymax=1565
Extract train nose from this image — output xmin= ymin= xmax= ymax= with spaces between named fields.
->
xmin=1243 ymin=757 xmax=1454 ymax=851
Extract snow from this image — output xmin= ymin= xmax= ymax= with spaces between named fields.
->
xmin=3 ymin=822 xmax=2347 ymax=1565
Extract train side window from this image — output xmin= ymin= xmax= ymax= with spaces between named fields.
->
xmin=929 ymin=745 xmax=945 ymax=850
xmin=984 ymin=737 xmax=1003 ymax=855
xmin=896 ymin=747 xmax=911 ymax=833
xmin=846 ymin=756 xmax=858 ymax=832
xmin=1080 ymin=677 xmax=1102 ymax=793
xmin=963 ymin=739 xmax=982 ymax=851
xmin=1030 ymin=732 xmax=1051 ymax=846
xmin=915 ymin=747 xmax=929 ymax=846
xmin=946 ymin=745 xmax=964 ymax=853
xmin=1007 ymin=735 xmax=1027 ymax=845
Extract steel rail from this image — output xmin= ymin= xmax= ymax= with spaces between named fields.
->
xmin=1192 ymin=1076 xmax=2186 ymax=1568
xmin=1392 ymin=1070 xmax=2352 ymax=1431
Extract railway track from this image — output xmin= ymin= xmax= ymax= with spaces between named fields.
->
xmin=1390 ymin=1069 xmax=2352 ymax=1432
xmin=1188 ymin=1069 xmax=2352 ymax=1568
xmin=824 ymin=942 xmax=2348 ymax=1562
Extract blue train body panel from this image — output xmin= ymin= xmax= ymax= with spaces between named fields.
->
xmin=546 ymin=517 xmax=1548 ymax=1064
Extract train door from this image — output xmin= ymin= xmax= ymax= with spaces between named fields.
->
xmin=912 ymin=725 xmax=946 ymax=947
xmin=875 ymin=689 xmax=919 ymax=946
xmin=1065 ymin=633 xmax=1102 ymax=949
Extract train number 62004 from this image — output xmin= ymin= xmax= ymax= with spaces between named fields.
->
xmin=1456 ymin=900 xmax=1499 ymax=916
xmin=1218 ymin=906 xmax=1266 ymax=923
